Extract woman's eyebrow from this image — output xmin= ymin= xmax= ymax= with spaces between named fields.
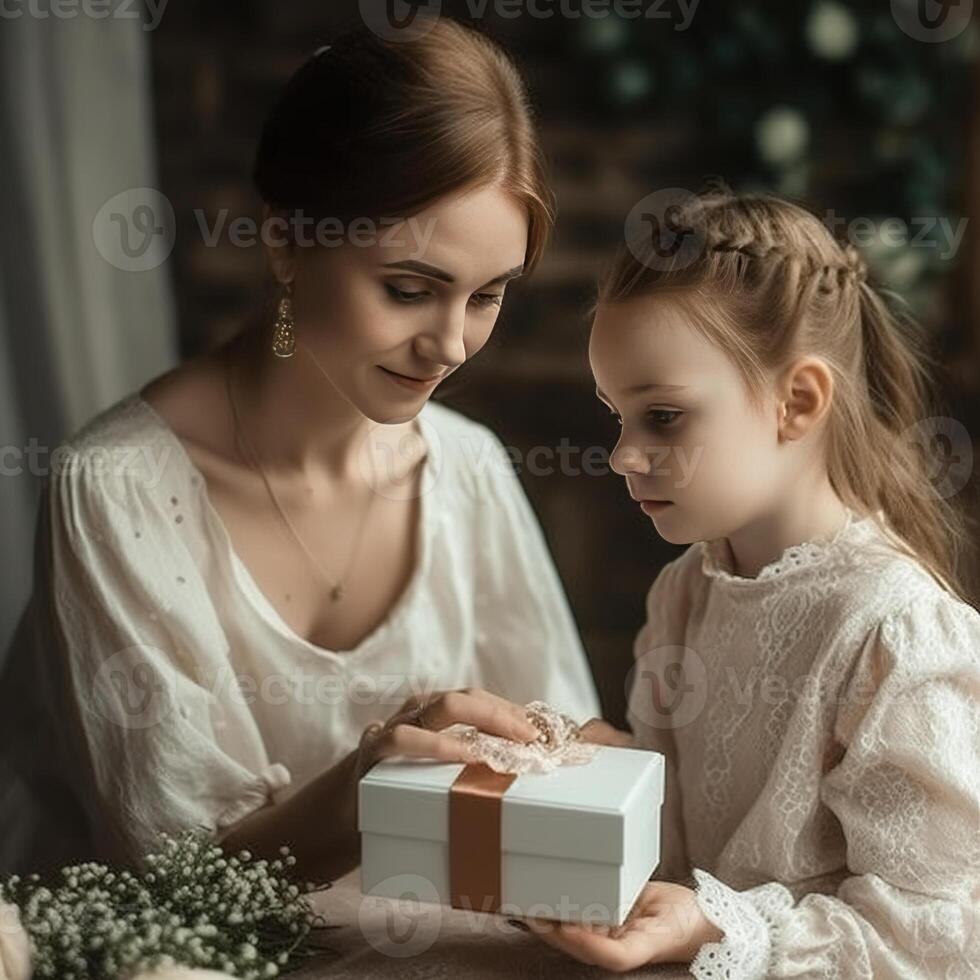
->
xmin=595 ymin=383 xmax=691 ymax=400
xmin=381 ymin=260 xmax=524 ymax=288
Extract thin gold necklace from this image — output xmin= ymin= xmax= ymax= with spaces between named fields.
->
xmin=223 ymin=343 xmax=378 ymax=602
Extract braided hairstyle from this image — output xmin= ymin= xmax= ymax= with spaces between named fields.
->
xmin=595 ymin=186 xmax=971 ymax=601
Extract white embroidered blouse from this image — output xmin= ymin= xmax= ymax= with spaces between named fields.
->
xmin=0 ymin=392 xmax=601 ymax=876
xmin=628 ymin=508 xmax=980 ymax=978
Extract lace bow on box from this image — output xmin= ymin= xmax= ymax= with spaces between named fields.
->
xmin=441 ymin=700 xmax=600 ymax=774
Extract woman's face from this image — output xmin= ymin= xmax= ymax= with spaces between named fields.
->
xmin=282 ymin=184 xmax=530 ymax=424
xmin=589 ymin=293 xmax=787 ymax=545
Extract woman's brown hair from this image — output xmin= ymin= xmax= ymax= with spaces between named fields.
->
xmin=252 ymin=16 xmax=555 ymax=272
xmin=595 ymin=185 xmax=975 ymax=602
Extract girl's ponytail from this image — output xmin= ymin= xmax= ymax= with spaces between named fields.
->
xmin=841 ymin=274 xmax=972 ymax=599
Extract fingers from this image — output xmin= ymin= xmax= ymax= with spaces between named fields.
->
xmin=522 ymin=917 xmax=578 ymax=947
xmin=368 ymin=722 xmax=476 ymax=766
xmin=357 ymin=688 xmax=541 ymax=778
xmin=578 ymin=718 xmax=636 ymax=748
xmin=523 ymin=918 xmax=651 ymax=973
xmin=405 ymin=688 xmax=541 ymax=743
xmin=578 ymin=929 xmax=655 ymax=972
xmin=523 ymin=918 xmax=601 ymax=965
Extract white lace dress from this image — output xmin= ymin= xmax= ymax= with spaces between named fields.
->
xmin=627 ymin=509 xmax=980 ymax=979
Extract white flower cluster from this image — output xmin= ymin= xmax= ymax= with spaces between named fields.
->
xmin=0 ymin=830 xmax=334 ymax=980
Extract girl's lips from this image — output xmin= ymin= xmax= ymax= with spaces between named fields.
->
xmin=378 ymin=366 xmax=444 ymax=391
xmin=640 ymin=500 xmax=673 ymax=515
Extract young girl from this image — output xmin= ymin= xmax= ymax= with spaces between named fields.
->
xmin=525 ymin=189 xmax=980 ymax=977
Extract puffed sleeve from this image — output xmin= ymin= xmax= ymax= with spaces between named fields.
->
xmin=687 ymin=593 xmax=980 ymax=979
xmin=5 ymin=448 xmax=292 ymax=871
xmin=468 ymin=429 xmax=601 ymax=724
xmin=625 ymin=553 xmax=696 ymax=884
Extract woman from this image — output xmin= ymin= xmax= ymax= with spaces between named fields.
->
xmin=0 ymin=18 xmax=601 ymax=882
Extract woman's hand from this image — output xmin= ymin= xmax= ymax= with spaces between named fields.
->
xmin=578 ymin=717 xmax=637 ymax=748
xmin=354 ymin=687 xmax=541 ymax=779
xmin=218 ymin=688 xmax=538 ymax=883
xmin=517 ymin=880 xmax=723 ymax=973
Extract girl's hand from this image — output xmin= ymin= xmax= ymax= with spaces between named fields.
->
xmin=578 ymin=717 xmax=637 ymax=748
xmin=354 ymin=687 xmax=541 ymax=779
xmin=517 ymin=881 xmax=723 ymax=973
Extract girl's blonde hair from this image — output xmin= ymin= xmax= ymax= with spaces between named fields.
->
xmin=595 ymin=185 xmax=974 ymax=602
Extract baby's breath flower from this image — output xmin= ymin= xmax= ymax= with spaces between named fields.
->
xmin=1 ymin=829 xmax=330 ymax=979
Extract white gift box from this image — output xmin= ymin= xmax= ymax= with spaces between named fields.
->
xmin=358 ymin=745 xmax=664 ymax=926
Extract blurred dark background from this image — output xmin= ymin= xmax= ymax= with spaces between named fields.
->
xmin=3 ymin=0 xmax=979 ymax=727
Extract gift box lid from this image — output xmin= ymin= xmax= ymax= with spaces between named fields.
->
xmin=359 ymin=745 xmax=664 ymax=864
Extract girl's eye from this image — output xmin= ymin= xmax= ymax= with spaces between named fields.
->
xmin=386 ymin=284 xmax=428 ymax=304
xmin=471 ymin=292 xmax=504 ymax=309
xmin=648 ymin=409 xmax=682 ymax=427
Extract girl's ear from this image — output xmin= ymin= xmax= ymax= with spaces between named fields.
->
xmin=776 ymin=356 xmax=835 ymax=442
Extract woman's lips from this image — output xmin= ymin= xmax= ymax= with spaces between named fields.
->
xmin=639 ymin=499 xmax=673 ymax=515
xmin=378 ymin=366 xmax=444 ymax=392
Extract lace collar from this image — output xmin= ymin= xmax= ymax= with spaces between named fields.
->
xmin=700 ymin=508 xmax=876 ymax=584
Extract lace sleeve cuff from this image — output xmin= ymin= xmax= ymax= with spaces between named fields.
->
xmin=214 ymin=762 xmax=293 ymax=832
xmin=689 ymin=868 xmax=791 ymax=980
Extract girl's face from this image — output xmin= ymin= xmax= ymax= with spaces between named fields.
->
xmin=281 ymin=184 xmax=530 ymax=424
xmin=589 ymin=294 xmax=787 ymax=545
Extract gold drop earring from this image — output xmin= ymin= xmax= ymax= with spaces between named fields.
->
xmin=271 ymin=283 xmax=296 ymax=358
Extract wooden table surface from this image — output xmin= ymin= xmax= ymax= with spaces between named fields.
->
xmin=291 ymin=867 xmax=692 ymax=979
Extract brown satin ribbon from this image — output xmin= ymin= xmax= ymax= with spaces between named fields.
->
xmin=449 ymin=762 xmax=518 ymax=912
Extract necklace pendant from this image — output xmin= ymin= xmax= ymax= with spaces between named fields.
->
xmin=330 ymin=584 xmax=345 ymax=601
